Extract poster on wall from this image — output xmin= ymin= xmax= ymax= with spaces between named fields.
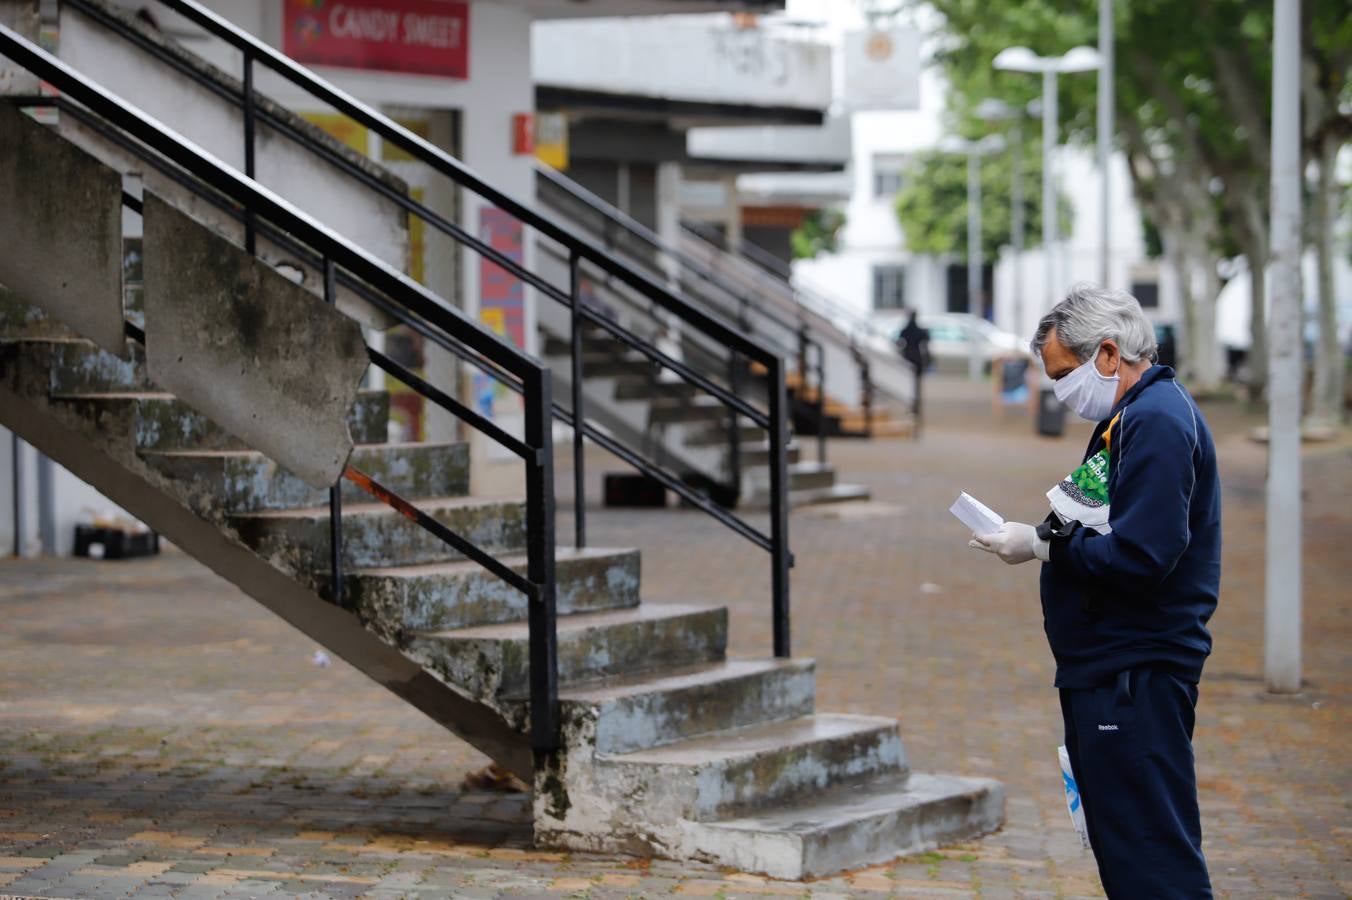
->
xmin=283 ymin=0 xmax=469 ymax=79
xmin=478 ymin=206 xmax=525 ymax=349
xmin=478 ymin=206 xmax=525 ymax=418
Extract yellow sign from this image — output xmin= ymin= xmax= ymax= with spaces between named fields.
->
xmin=534 ymin=112 xmax=568 ymax=171
xmin=300 ymin=112 xmax=369 ymax=155
xmin=382 ymin=117 xmax=432 ymax=163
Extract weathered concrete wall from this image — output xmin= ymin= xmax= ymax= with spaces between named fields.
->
xmin=0 ymin=1 xmax=40 ymax=96
xmin=0 ymin=105 xmax=126 ymax=354
xmin=57 ymin=0 xmax=409 ymax=281
xmin=142 ymin=194 xmax=368 ymax=489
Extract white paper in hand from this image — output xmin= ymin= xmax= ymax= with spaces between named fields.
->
xmin=949 ymin=492 xmax=1004 ymax=536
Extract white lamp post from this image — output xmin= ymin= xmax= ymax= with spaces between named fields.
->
xmin=940 ymin=133 xmax=1006 ymax=380
xmin=993 ymin=46 xmax=1100 ymax=312
xmin=975 ymin=98 xmax=1027 ymax=337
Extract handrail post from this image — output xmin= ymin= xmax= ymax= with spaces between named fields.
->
xmin=726 ymin=353 xmax=742 ymax=503
xmin=815 ymin=340 xmax=827 ymax=465
xmin=568 ymin=251 xmax=586 ymax=549
xmin=861 ymin=354 xmax=874 ymax=438
xmin=524 ymin=367 xmax=559 ymax=758
xmin=241 ymin=48 xmax=256 ymax=254
xmin=766 ymin=354 xmax=791 ymax=658
xmin=323 ymin=258 xmax=342 ymax=604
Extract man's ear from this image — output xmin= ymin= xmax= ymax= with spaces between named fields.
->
xmin=1097 ymin=340 xmax=1121 ymax=375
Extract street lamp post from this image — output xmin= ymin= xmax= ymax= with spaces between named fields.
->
xmin=994 ymin=46 xmax=1100 ymax=312
xmin=1266 ymin=0 xmax=1302 ymax=694
xmin=1098 ymin=0 xmax=1114 ymax=287
xmin=975 ymin=99 xmax=1027 ymax=337
xmin=941 ymin=134 xmax=1005 ymax=380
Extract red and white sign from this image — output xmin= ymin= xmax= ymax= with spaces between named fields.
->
xmin=511 ymin=113 xmax=534 ymax=156
xmin=283 ymin=0 xmax=469 ymax=79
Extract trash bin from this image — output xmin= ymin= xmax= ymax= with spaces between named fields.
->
xmin=1037 ymin=387 xmax=1065 ymax=436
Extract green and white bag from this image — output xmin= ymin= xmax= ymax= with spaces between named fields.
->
xmin=1046 ymin=413 xmax=1119 ymax=536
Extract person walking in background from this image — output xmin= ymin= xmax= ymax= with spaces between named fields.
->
xmin=968 ymin=285 xmax=1219 ymax=898
xmin=895 ymin=308 xmax=930 ymax=436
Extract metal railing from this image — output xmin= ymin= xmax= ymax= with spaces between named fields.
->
xmin=536 ymin=165 xmax=832 ymax=459
xmin=0 ymin=26 xmax=560 ymax=755
xmin=32 ymin=0 xmax=796 ymax=657
xmin=681 ymin=217 xmax=914 ymax=426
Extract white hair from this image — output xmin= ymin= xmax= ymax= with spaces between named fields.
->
xmin=1030 ymin=283 xmax=1159 ymax=364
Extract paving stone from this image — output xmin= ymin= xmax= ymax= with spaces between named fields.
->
xmin=0 ymin=378 xmax=1346 ymax=897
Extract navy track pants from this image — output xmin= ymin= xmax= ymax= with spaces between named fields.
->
xmin=1059 ymin=667 xmax=1213 ymax=899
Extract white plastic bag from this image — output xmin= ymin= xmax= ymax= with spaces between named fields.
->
xmin=1058 ymin=745 xmax=1091 ymax=849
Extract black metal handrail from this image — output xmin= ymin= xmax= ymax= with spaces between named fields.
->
xmin=537 ymin=164 xmax=807 ymax=348
xmin=536 ymin=165 xmax=832 ymax=460
xmin=78 ymin=0 xmax=794 ymax=655
xmin=681 ymin=217 xmax=886 ymax=346
xmin=0 ymin=30 xmax=561 ymax=751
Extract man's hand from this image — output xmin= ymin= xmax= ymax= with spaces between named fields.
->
xmin=969 ymin=522 xmax=1049 ymax=565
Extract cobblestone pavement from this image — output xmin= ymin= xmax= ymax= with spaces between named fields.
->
xmin=2 ymin=377 xmax=1348 ymax=898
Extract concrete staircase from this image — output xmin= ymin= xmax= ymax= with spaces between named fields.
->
xmin=0 ymin=311 xmax=1002 ymax=880
xmin=0 ymin=7 xmax=1002 ymax=877
xmin=540 ymin=331 xmax=871 ymax=509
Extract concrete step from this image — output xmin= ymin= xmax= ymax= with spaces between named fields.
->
xmin=0 ymin=290 xmax=81 ymax=341
xmin=648 ymin=397 xmax=728 ymax=425
xmin=787 ymin=461 xmax=836 ymax=492
xmin=742 ymin=441 xmax=802 ymax=467
xmin=229 ymin=495 xmax=527 ymax=573
xmin=560 ymin=658 xmax=816 ymax=756
xmin=343 ymin=547 xmax=641 ymax=640
xmin=54 ymin=390 xmax=389 ymax=449
xmin=687 ymin=423 xmax=768 ymax=448
xmin=691 ymin=772 xmax=1005 ymax=880
xmin=407 ymin=602 xmax=728 ymax=702
xmin=47 ymin=340 xmax=150 ymax=393
xmin=613 ymin=379 xmax=701 ymax=402
xmin=542 ymin=335 xmax=620 ymax=357
xmin=142 ymin=441 xmax=469 ymax=513
xmin=605 ymin=713 xmax=905 ymax=822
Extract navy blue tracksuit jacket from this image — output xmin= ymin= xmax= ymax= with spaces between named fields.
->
xmin=1040 ymin=365 xmax=1220 ymax=898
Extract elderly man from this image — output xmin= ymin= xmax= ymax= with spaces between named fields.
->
xmin=971 ymin=285 xmax=1219 ymax=898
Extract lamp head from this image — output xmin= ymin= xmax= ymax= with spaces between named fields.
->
xmin=1058 ymin=45 xmax=1103 ymax=73
xmin=993 ymin=46 xmax=1041 ymax=72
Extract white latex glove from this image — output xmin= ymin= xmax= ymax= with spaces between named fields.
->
xmin=969 ymin=521 xmax=1049 ymax=565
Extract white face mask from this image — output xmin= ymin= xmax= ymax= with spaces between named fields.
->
xmin=1053 ymin=347 xmax=1121 ymax=422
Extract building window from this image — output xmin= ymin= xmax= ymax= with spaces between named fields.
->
xmin=1132 ymin=281 xmax=1161 ymax=309
xmin=873 ymin=265 xmax=907 ymax=310
xmin=872 ymin=154 xmax=907 ymax=198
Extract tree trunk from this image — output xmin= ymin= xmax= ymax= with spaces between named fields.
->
xmin=1191 ymin=240 xmax=1224 ymax=392
xmin=1163 ymin=224 xmax=1198 ymax=378
xmin=1235 ymin=203 xmax=1270 ymax=404
xmin=1306 ymin=135 xmax=1343 ymax=430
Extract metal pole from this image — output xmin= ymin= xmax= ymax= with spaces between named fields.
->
xmin=767 ymin=354 xmax=791 ymax=659
xmin=1042 ymin=69 xmax=1058 ymax=310
xmin=524 ymin=367 xmax=560 ymax=754
xmin=11 ymin=433 xmax=23 ymax=558
xmin=37 ymin=453 xmax=55 ymax=555
xmin=568 ymin=252 xmax=586 ymax=549
xmin=1265 ymin=0 xmax=1302 ymax=694
xmin=1098 ymin=0 xmax=1114 ymax=287
xmin=815 ymin=341 xmax=827 ymax=465
xmin=727 ymin=355 xmax=742 ymax=499
xmin=1011 ymin=120 xmax=1025 ymax=337
xmin=967 ymin=151 xmax=982 ymax=380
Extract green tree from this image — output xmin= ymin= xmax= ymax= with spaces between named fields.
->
xmin=894 ymin=140 xmax=1071 ymax=264
xmin=790 ymin=208 xmax=847 ymax=260
xmin=913 ymin=0 xmax=1350 ymax=401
